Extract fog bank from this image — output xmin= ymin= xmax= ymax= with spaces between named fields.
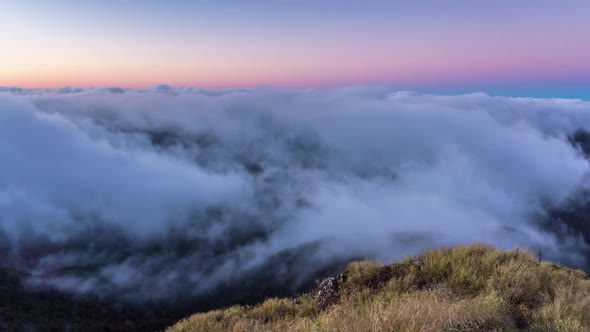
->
xmin=1 ymin=87 xmax=590 ymax=302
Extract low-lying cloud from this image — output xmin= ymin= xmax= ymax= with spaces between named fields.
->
xmin=1 ymin=86 xmax=590 ymax=303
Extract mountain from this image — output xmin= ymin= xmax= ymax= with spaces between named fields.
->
xmin=0 ymin=241 xmax=345 ymax=332
xmin=168 ymin=244 xmax=590 ymax=332
xmin=0 ymin=267 xmax=175 ymax=331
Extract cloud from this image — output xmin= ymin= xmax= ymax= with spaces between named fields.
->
xmin=1 ymin=87 xmax=590 ymax=303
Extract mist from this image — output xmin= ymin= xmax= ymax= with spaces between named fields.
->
xmin=1 ymin=86 xmax=590 ymax=303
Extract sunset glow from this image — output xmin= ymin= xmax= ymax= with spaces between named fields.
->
xmin=1 ymin=1 xmax=589 ymax=98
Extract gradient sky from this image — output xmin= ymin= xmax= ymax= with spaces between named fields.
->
xmin=1 ymin=0 xmax=589 ymax=98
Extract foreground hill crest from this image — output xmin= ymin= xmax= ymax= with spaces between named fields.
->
xmin=169 ymin=244 xmax=590 ymax=332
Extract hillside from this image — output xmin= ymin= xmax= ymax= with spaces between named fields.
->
xmin=0 ymin=267 xmax=177 ymax=331
xmin=168 ymin=244 xmax=590 ymax=332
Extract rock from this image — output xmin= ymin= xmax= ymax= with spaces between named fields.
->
xmin=315 ymin=273 xmax=346 ymax=308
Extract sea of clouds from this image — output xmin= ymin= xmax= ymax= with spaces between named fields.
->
xmin=1 ymin=85 xmax=590 ymax=303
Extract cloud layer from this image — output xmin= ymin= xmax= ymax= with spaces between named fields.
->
xmin=1 ymin=87 xmax=590 ymax=303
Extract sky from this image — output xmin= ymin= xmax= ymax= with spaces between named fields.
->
xmin=1 ymin=0 xmax=589 ymax=98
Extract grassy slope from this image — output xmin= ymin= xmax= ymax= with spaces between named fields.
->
xmin=168 ymin=244 xmax=590 ymax=332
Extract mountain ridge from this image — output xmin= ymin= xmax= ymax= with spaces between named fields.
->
xmin=168 ymin=244 xmax=590 ymax=332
